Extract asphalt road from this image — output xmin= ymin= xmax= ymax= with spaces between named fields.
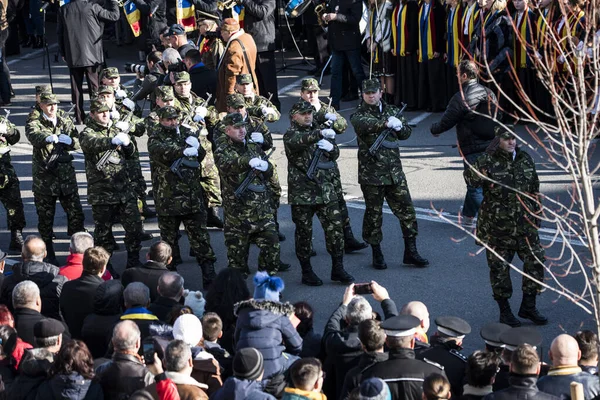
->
xmin=3 ymin=27 xmax=598 ymax=357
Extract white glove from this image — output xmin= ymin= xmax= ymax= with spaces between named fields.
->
xmin=557 ymin=54 xmax=566 ymax=64
xmin=111 ymin=135 xmax=123 ymax=146
xmin=262 ymin=106 xmax=276 ymax=116
xmin=46 ymin=134 xmax=59 ymax=144
xmin=321 ymin=128 xmax=336 ymax=139
xmin=393 ymin=120 xmax=404 ymax=131
xmin=317 ymin=139 xmax=334 ymax=152
xmin=387 ymin=116 xmax=401 ymax=128
xmin=0 ymin=122 xmax=7 ymax=134
xmin=250 ymin=132 xmax=264 ymax=144
xmin=110 ymin=110 xmax=120 ymax=120
xmin=58 ymin=134 xmax=73 ymax=145
xmin=183 ymin=147 xmax=198 ymax=157
xmin=0 ymin=147 xmax=9 ymax=155
xmin=115 ymin=89 xmax=127 ymax=99
xmin=115 ymin=121 xmax=129 ymax=131
xmin=193 ymin=114 xmax=205 ymax=123
xmin=116 ymin=132 xmax=130 ymax=147
xmin=185 ymin=136 xmax=200 ymax=149
xmin=324 ymin=112 xmax=338 ymax=122
xmin=122 ymin=98 xmax=136 ymax=111
xmin=195 ymin=106 xmax=208 ymax=119
xmin=249 ymin=157 xmax=268 ymax=171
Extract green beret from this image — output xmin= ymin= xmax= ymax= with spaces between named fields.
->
xmin=173 ymin=71 xmax=191 ymax=83
xmin=97 ymin=85 xmax=114 ymax=95
xmin=157 ymin=106 xmax=180 ymax=119
xmin=222 ymin=112 xmax=246 ymax=127
xmin=494 ymin=124 xmax=515 ymax=139
xmin=236 ymin=74 xmax=253 ymax=85
xmin=40 ymin=93 xmax=59 ymax=105
xmin=226 ymin=93 xmax=246 ymax=109
xmin=35 ymin=85 xmax=51 ymax=96
xmin=100 ymin=67 xmax=119 ymax=80
xmin=301 ymin=78 xmax=320 ymax=92
xmin=289 ymin=100 xmax=314 ymax=116
xmin=154 ymin=86 xmax=175 ymax=101
xmin=90 ymin=99 xmax=109 ymax=113
xmin=362 ymin=78 xmax=381 ymax=93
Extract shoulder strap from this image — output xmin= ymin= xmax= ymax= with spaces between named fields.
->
xmin=232 ymin=38 xmax=255 ymax=88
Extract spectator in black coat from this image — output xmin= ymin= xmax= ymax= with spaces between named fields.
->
xmin=574 ymin=330 xmax=599 ymax=375
xmin=183 ymin=49 xmax=217 ymax=100
xmin=81 ymin=280 xmax=124 ymax=359
xmin=60 ymin=247 xmax=108 ymax=340
xmin=119 ymin=282 xmax=161 ymax=345
xmin=202 ymin=312 xmax=233 ymax=379
xmin=33 ymin=318 xmax=66 ymax=355
xmin=5 ymin=348 xmax=54 ymax=400
xmin=293 ymin=302 xmax=322 ymax=359
xmin=458 ymin=351 xmax=500 ymax=400
xmin=122 ymin=241 xmax=172 ymax=302
xmin=166 ymin=24 xmax=197 ymax=58
xmin=147 ymin=272 xmax=184 ymax=322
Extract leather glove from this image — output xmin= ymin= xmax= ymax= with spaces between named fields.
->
xmin=58 ymin=134 xmax=73 ymax=145
xmin=111 ymin=135 xmax=123 ymax=146
xmin=183 ymin=147 xmax=198 ymax=157
xmin=249 ymin=157 xmax=268 ymax=171
xmin=250 ymin=132 xmax=264 ymax=144
xmin=324 ymin=112 xmax=337 ymax=121
xmin=0 ymin=147 xmax=10 ymax=155
xmin=115 ymin=121 xmax=129 ymax=131
xmin=261 ymin=106 xmax=276 ymax=116
xmin=122 ymin=98 xmax=136 ymax=111
xmin=387 ymin=116 xmax=401 ymax=128
xmin=185 ymin=136 xmax=200 ymax=149
xmin=0 ymin=122 xmax=7 ymax=134
xmin=195 ymin=106 xmax=208 ymax=119
xmin=317 ymin=139 xmax=334 ymax=152
xmin=115 ymin=89 xmax=127 ymax=99
xmin=46 ymin=134 xmax=59 ymax=144
xmin=110 ymin=110 xmax=120 ymax=120
xmin=321 ymin=128 xmax=336 ymax=139
xmin=115 ymin=132 xmax=130 ymax=147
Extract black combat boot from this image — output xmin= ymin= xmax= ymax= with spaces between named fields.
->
xmin=518 ymin=294 xmax=548 ymax=325
xmin=169 ymin=244 xmax=182 ymax=270
xmin=44 ymin=241 xmax=60 ymax=267
xmin=140 ymin=227 xmax=154 ymax=241
xmin=22 ymin=35 xmax=34 ymax=48
xmin=278 ymin=231 xmax=286 ymax=242
xmin=278 ymin=261 xmax=291 ymax=272
xmin=200 ymin=261 xmax=217 ymax=289
xmin=33 ymin=35 xmax=43 ymax=49
xmin=331 ymin=256 xmax=355 ymax=283
xmin=141 ymin=198 xmax=156 ymax=219
xmin=496 ymin=298 xmax=521 ymax=327
xmin=206 ymin=207 xmax=224 ymax=229
xmin=403 ymin=237 xmax=429 ymax=267
xmin=300 ymin=259 xmax=323 ymax=286
xmin=371 ymin=244 xmax=387 ymax=270
xmin=310 ymin=249 xmax=317 ymax=257
xmin=105 ymin=261 xmax=120 ymax=279
xmin=344 ymin=226 xmax=368 ymax=253
xmin=126 ymin=251 xmax=144 ymax=269
xmin=9 ymin=230 xmax=24 ymax=251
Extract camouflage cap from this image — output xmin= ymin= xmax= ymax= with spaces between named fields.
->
xmin=226 ymin=93 xmax=246 ymax=109
xmin=494 ymin=124 xmax=515 ymax=139
xmin=100 ymin=67 xmax=120 ymax=80
xmin=222 ymin=112 xmax=246 ymax=127
xmin=361 ymin=78 xmax=381 ymax=93
xmin=301 ymin=78 xmax=320 ymax=92
xmin=97 ymin=85 xmax=114 ymax=95
xmin=90 ymin=99 xmax=110 ymax=113
xmin=157 ymin=106 xmax=180 ymax=119
xmin=236 ymin=74 xmax=253 ymax=85
xmin=154 ymin=86 xmax=175 ymax=101
xmin=173 ymin=71 xmax=191 ymax=83
xmin=289 ymin=100 xmax=314 ymax=115
xmin=40 ymin=93 xmax=59 ymax=105
xmin=35 ymin=85 xmax=51 ymax=95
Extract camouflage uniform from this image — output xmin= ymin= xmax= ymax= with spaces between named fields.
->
xmin=214 ymin=113 xmax=281 ymax=275
xmin=25 ymin=94 xmax=85 ymax=245
xmin=147 ymin=106 xmax=217 ymax=286
xmin=236 ymin=74 xmax=280 ymax=124
xmin=0 ymin=116 xmax=26 ymax=239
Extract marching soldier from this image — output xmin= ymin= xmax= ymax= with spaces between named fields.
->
xmin=284 ymin=100 xmax=355 ymax=286
xmin=25 ymin=93 xmax=85 ymax=266
xmin=300 ymin=78 xmax=368 ymax=253
xmin=0 ymin=112 xmax=26 ymax=250
xmin=172 ymin=71 xmax=224 ymax=229
xmin=147 ymin=106 xmax=217 ymax=288
xmin=99 ymin=67 xmax=138 ymax=114
xmin=80 ymin=100 xmax=145 ymax=274
xmin=214 ymin=112 xmax=289 ymax=277
xmin=234 ymin=74 xmax=280 ymax=123
xmin=27 ymin=85 xmax=52 ymax=123
xmin=350 ymin=78 xmax=429 ymax=270
xmin=145 ymin=86 xmax=177 ymax=129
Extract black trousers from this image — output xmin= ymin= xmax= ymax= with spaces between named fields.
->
xmin=69 ymin=65 xmax=100 ymax=123
xmin=306 ymin=24 xmax=329 ymax=70
xmin=255 ymin=50 xmax=280 ymax=111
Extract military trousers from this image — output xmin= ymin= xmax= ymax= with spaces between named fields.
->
xmin=332 ymin=166 xmax=350 ymax=228
xmin=0 ymin=175 xmax=26 ymax=231
xmin=158 ymin=212 xmax=216 ymax=265
xmin=34 ymin=190 xmax=85 ymax=242
xmin=92 ymin=199 xmax=142 ymax=254
xmin=127 ymin=157 xmax=147 ymax=200
xmin=200 ymin=137 xmax=222 ymax=209
xmin=361 ymin=181 xmax=418 ymax=245
xmin=224 ymin=216 xmax=280 ymax=274
xmin=291 ymin=201 xmax=344 ymax=260
xmin=485 ymin=235 xmax=545 ymax=300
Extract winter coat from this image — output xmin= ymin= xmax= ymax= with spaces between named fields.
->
xmin=121 ymin=261 xmax=170 ymax=303
xmin=234 ymin=300 xmax=303 ymax=379
xmin=537 ymin=368 xmax=600 ymax=400
xmin=7 ymin=348 xmax=54 ymax=400
xmin=131 ymin=371 xmax=209 ymax=400
xmin=281 ymin=388 xmax=327 ymax=400
xmin=35 ymin=372 xmax=104 ymax=400
xmin=204 ymin=341 xmax=233 ymax=380
xmin=327 ymin=0 xmax=363 ymax=51
xmin=59 ymin=254 xmax=84 ymax=281
xmin=191 ymin=349 xmax=222 ymax=396
xmin=148 ymin=297 xmax=180 ymax=322
xmin=484 ymin=375 xmax=560 ymax=400
xmin=60 ymin=272 xmax=104 ymax=339
xmin=430 ymin=80 xmax=500 ymax=156
xmin=14 ymin=308 xmax=70 ymax=348
xmin=188 ymin=64 xmax=218 ymax=101
xmin=238 ymin=0 xmax=276 ymax=52
xmin=210 ymin=377 xmax=276 ymax=400
xmin=1 ymin=261 xmax=68 ymax=320
xmin=340 ymin=351 xmax=389 ymax=400
xmin=95 ymin=353 xmax=154 ymax=400
xmin=299 ymin=330 xmax=322 ymax=359
xmin=57 ymin=0 xmax=120 ymax=68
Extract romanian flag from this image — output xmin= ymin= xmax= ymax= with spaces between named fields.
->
xmin=233 ymin=4 xmax=245 ymax=29
xmin=124 ymin=0 xmax=141 ymax=37
xmin=177 ymin=0 xmax=196 ymax=32
xmin=418 ymin=3 xmax=435 ymax=62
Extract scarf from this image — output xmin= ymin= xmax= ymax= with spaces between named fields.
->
xmin=556 ymin=10 xmax=584 ymax=71
xmin=446 ymin=4 xmax=461 ymax=66
xmin=537 ymin=7 xmax=551 ymax=48
xmin=547 ymin=365 xmax=583 ymax=376
xmin=418 ymin=2 xmax=436 ymax=62
xmin=514 ymin=9 xmax=533 ymax=68
xmin=462 ymin=2 xmax=479 ymax=42
xmin=392 ymin=3 xmax=409 ymax=56
xmin=121 ymin=307 xmax=159 ymax=321
xmin=123 ymin=1 xmax=141 ymax=37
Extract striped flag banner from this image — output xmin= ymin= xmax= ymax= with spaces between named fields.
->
xmin=124 ymin=0 xmax=142 ymax=37
xmin=177 ymin=0 xmax=196 ymax=32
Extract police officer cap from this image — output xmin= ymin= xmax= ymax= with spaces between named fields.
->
xmin=174 ymin=71 xmax=191 ymax=84
xmin=362 ymin=78 xmax=381 ymax=93
xmin=223 ymin=112 xmax=246 ymax=127
xmin=35 ymin=85 xmax=51 ymax=95
xmin=289 ymin=100 xmax=315 ymax=116
xmin=100 ymin=67 xmax=119 ymax=80
xmin=499 ymin=327 xmax=542 ymax=351
xmin=301 ymin=78 xmax=320 ymax=92
xmin=381 ymin=315 xmax=421 ymax=337
xmin=97 ymin=85 xmax=114 ymax=96
xmin=494 ymin=124 xmax=515 ymax=139
xmin=34 ymin=318 xmax=65 ymax=339
xmin=155 ymin=86 xmax=175 ymax=101
xmin=236 ymin=74 xmax=253 ymax=85
xmin=435 ymin=316 xmax=471 ymax=338
xmin=40 ymin=93 xmax=59 ymax=105
xmin=90 ymin=99 xmax=109 ymax=113
xmin=227 ymin=93 xmax=246 ymax=109
xmin=480 ymin=322 xmax=511 ymax=348
xmin=157 ymin=106 xmax=180 ymax=119
xmin=166 ymin=24 xmax=186 ymax=37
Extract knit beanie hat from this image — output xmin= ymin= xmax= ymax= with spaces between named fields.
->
xmin=253 ymin=271 xmax=284 ymax=302
xmin=359 ymin=378 xmax=392 ymax=400
xmin=183 ymin=290 xmax=206 ymax=319
xmin=233 ymin=347 xmax=264 ymax=381
xmin=173 ymin=314 xmax=203 ymax=347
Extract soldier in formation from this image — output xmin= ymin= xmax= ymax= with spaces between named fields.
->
xmin=235 ymin=74 xmax=280 ymax=123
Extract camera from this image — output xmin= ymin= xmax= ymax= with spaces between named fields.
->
xmin=353 ymin=283 xmax=373 ymax=295
xmin=168 ymin=61 xmax=187 ymax=73
xmin=125 ymin=63 xmax=148 ymax=75
xmin=143 ymin=342 xmax=156 ymax=365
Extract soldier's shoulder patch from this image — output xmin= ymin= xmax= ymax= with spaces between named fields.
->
xmin=449 ymin=349 xmax=468 ymax=362
xmin=423 ymin=358 xmax=445 ymax=370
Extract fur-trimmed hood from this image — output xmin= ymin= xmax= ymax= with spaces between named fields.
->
xmin=234 ymin=299 xmax=294 ymax=317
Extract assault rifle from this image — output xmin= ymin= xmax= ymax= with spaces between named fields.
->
xmin=44 ymin=103 xmax=76 ymax=171
xmin=368 ymin=103 xmax=407 ymax=157
xmin=307 ymin=98 xmax=334 ymax=182
xmin=96 ymin=109 xmax=134 ymax=173
xmin=234 ymin=148 xmax=275 ymax=199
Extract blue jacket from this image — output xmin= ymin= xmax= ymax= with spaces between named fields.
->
xmin=210 ymin=377 xmax=275 ymax=400
xmin=35 ymin=372 xmax=103 ymax=400
xmin=537 ymin=368 xmax=600 ymax=399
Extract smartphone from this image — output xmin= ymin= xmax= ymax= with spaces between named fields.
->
xmin=354 ymin=283 xmax=373 ymax=295
xmin=143 ymin=343 xmax=155 ymax=365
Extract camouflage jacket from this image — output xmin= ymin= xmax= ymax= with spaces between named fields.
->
xmin=351 ymin=101 xmax=411 ymax=186
xmin=175 ymin=92 xmax=207 ymax=118
xmin=245 ymin=94 xmax=280 ymax=123
xmin=284 ymin=121 xmax=339 ymax=205
xmin=114 ymin=84 xmax=141 ymax=116
xmin=313 ymin=101 xmax=347 ymax=134
xmin=464 ymin=147 xmax=541 ymax=245
xmin=147 ymin=124 xmax=206 ymax=216
xmin=25 ymin=109 xmax=80 ymax=196
xmin=213 ymin=115 xmax=273 ymax=151
xmin=80 ymin=119 xmax=136 ymax=205
xmin=109 ymin=107 xmax=146 ymax=161
xmin=27 ymin=104 xmax=42 ymax=124
xmin=0 ymin=116 xmax=21 ymax=180
xmin=214 ymin=137 xmax=275 ymax=221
